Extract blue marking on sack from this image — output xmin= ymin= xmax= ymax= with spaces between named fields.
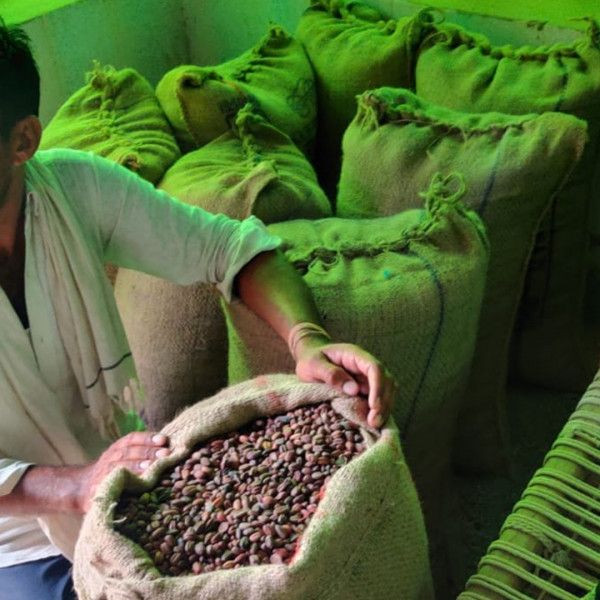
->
xmin=402 ymin=250 xmax=445 ymax=439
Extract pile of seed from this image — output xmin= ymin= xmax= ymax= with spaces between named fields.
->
xmin=114 ymin=402 xmax=366 ymax=576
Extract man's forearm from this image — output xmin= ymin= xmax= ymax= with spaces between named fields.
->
xmin=234 ymin=248 xmax=395 ymax=429
xmin=235 ymin=249 xmax=328 ymax=345
xmin=0 ymin=432 xmax=171 ymax=517
xmin=0 ymin=464 xmax=87 ymax=517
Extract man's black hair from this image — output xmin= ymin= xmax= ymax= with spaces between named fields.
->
xmin=0 ymin=16 xmax=39 ymax=140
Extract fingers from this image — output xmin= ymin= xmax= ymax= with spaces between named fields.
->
xmin=319 ymin=344 xmax=397 ymax=428
xmin=102 ymin=432 xmax=172 ymax=474
xmin=361 ymin=360 xmax=393 ymax=429
xmin=79 ymin=432 xmax=172 ymax=512
xmin=369 ymin=367 xmax=397 ymax=429
xmin=111 ymin=431 xmax=169 ymax=450
xmin=296 ymin=346 xmax=359 ymax=394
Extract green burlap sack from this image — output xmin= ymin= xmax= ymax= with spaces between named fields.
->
xmin=156 ymin=26 xmax=316 ymax=156
xmin=337 ymin=88 xmax=587 ymax=476
xmin=154 ymin=104 xmax=331 ymax=222
xmin=415 ymin=19 xmax=600 ymax=393
xmin=73 ymin=375 xmax=434 ymax=600
xmin=296 ymin=0 xmax=433 ymax=198
xmin=40 ymin=64 xmax=181 ymax=185
xmin=113 ymin=104 xmax=331 ymax=428
xmin=225 ymin=175 xmax=489 ymax=598
xmin=113 ymin=274 xmax=227 ymax=430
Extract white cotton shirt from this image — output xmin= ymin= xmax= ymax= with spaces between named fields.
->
xmin=0 ymin=149 xmax=281 ymax=567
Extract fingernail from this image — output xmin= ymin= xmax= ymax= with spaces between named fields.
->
xmin=151 ymin=434 xmax=165 ymax=445
xmin=373 ymin=414 xmax=384 ymax=428
xmin=343 ymin=381 xmax=358 ymax=395
xmin=155 ymin=448 xmax=171 ymax=458
xmin=140 ymin=460 xmax=151 ymax=470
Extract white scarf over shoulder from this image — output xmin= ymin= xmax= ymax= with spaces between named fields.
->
xmin=0 ymin=156 xmax=142 ymax=558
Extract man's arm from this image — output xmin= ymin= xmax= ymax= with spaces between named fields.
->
xmin=0 ymin=432 xmax=170 ymax=516
xmin=235 ymin=249 xmax=396 ymax=428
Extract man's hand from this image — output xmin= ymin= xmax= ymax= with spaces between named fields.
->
xmin=294 ymin=337 xmax=396 ymax=429
xmin=235 ymin=250 xmax=397 ymax=428
xmin=0 ymin=432 xmax=171 ymax=517
xmin=76 ymin=432 xmax=171 ymax=512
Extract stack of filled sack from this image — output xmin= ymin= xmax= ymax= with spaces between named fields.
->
xmin=40 ymin=1 xmax=600 ymax=598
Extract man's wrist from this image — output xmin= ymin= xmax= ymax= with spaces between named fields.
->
xmin=288 ymin=322 xmax=331 ymax=361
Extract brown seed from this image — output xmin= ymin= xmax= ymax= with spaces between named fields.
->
xmin=149 ymin=527 xmax=166 ymax=541
xmin=249 ymin=531 xmax=262 ymax=543
xmin=191 ymin=561 xmax=203 ymax=575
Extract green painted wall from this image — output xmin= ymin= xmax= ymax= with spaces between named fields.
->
xmin=2 ymin=0 xmax=85 ymax=25
xmin=402 ymin=0 xmax=598 ymax=31
xmin=5 ymin=0 xmax=599 ymax=29
xmin=183 ymin=0 xmax=306 ymax=65
xmin=20 ymin=0 xmax=189 ymax=124
xmin=7 ymin=0 xmax=592 ymax=125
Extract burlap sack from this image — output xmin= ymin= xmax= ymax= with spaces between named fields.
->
xmin=113 ymin=104 xmax=331 ymax=428
xmin=40 ymin=64 xmax=181 ymax=185
xmin=156 ymin=26 xmax=316 ymax=156
xmin=73 ymin=374 xmax=434 ymax=600
xmin=415 ymin=19 xmax=600 ymax=393
xmin=336 ymin=87 xmax=587 ymax=476
xmin=154 ymin=104 xmax=332 ymax=223
xmin=225 ymin=175 xmax=489 ymax=597
xmin=113 ymin=275 xmax=227 ymax=429
xmin=295 ymin=0 xmax=433 ymax=198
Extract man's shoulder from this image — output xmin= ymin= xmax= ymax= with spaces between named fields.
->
xmin=34 ymin=148 xmax=101 ymax=172
xmin=34 ymin=150 xmax=141 ymax=191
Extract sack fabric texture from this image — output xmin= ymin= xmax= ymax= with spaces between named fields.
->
xmin=156 ymin=26 xmax=317 ymax=157
xmin=296 ymin=0 xmax=433 ymax=199
xmin=415 ymin=19 xmax=600 ymax=393
xmin=114 ymin=104 xmax=331 ymax=429
xmin=40 ymin=64 xmax=181 ymax=186
xmin=73 ymin=374 xmax=434 ymax=600
xmin=225 ymin=176 xmax=490 ymax=597
xmin=336 ymin=88 xmax=587 ymax=476
xmin=154 ymin=104 xmax=332 ymax=223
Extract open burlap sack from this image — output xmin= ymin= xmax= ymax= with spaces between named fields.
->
xmin=225 ymin=175 xmax=489 ymax=598
xmin=73 ymin=374 xmax=434 ymax=600
xmin=295 ymin=0 xmax=433 ymax=199
xmin=337 ymin=88 xmax=587 ymax=476
xmin=114 ymin=104 xmax=330 ymax=429
xmin=156 ymin=26 xmax=316 ymax=157
xmin=415 ymin=19 xmax=600 ymax=393
xmin=40 ymin=64 xmax=181 ymax=185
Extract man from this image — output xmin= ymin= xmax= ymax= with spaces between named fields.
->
xmin=0 ymin=18 xmax=395 ymax=599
